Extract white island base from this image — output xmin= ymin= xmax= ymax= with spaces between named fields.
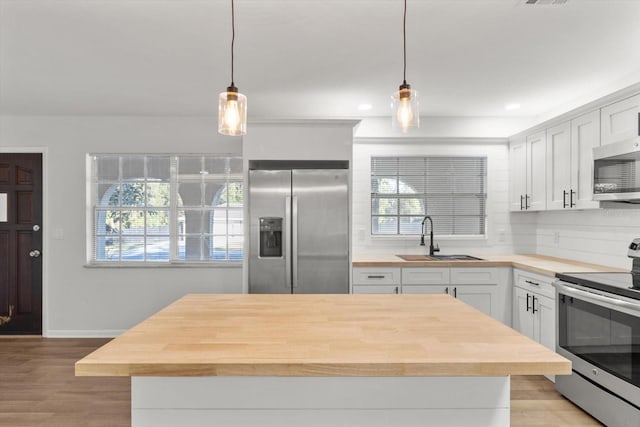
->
xmin=132 ymin=375 xmax=510 ymax=427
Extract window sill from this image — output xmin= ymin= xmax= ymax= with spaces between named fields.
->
xmin=84 ymin=261 xmax=243 ymax=268
xmin=370 ymin=234 xmax=488 ymax=241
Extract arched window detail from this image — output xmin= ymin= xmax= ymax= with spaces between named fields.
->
xmin=91 ymin=155 xmax=242 ymax=264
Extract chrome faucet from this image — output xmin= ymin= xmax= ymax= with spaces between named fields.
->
xmin=420 ymin=215 xmax=440 ymax=256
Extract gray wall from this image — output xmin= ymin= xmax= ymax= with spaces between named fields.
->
xmin=0 ymin=115 xmax=243 ymax=336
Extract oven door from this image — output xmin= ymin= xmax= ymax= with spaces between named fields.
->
xmin=555 ymin=281 xmax=640 ymax=407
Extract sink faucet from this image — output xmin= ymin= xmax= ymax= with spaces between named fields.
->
xmin=420 ymin=215 xmax=440 ymax=256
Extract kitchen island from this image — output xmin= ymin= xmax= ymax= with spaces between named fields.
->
xmin=76 ymin=294 xmax=570 ymax=427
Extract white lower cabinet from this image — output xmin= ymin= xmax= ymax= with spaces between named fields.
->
xmin=352 ymin=267 xmax=401 ymax=294
xmin=453 ymin=285 xmax=496 ymax=320
xmin=352 ymin=285 xmax=400 ymax=294
xmin=352 ymin=266 xmax=511 ymax=325
xmin=401 ymin=285 xmax=448 ymax=295
xmin=512 ymin=269 xmax=556 ymax=381
xmin=450 ymin=268 xmax=511 ymax=325
xmin=385 ymin=266 xmax=512 ymax=325
xmin=513 ymin=286 xmax=554 ymax=347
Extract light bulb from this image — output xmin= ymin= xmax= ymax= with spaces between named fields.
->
xmin=391 ymin=84 xmax=419 ymax=131
xmin=396 ymin=99 xmax=414 ymax=129
xmin=218 ymin=87 xmax=247 ymax=136
xmin=223 ymin=99 xmax=241 ymax=131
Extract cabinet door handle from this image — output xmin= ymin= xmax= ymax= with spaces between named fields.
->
xmin=445 ymin=287 xmax=449 ymax=295
xmin=453 ymin=287 xmax=457 ymax=298
xmin=570 ymin=189 xmax=576 ymax=208
xmin=520 ymin=195 xmax=524 ymax=210
xmin=563 ymin=190 xmax=568 ymax=208
xmin=525 ymin=280 xmax=540 ymax=287
xmin=395 ymin=286 xmax=399 ymax=294
xmin=367 ymin=275 xmax=385 ymax=279
xmin=525 ymin=194 xmax=530 ymax=210
xmin=532 ymin=296 xmax=538 ymax=314
xmin=526 ymin=293 xmax=531 ymax=312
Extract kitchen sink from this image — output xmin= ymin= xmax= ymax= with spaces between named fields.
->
xmin=396 ymin=254 xmax=484 ymax=261
xmin=429 ymin=254 xmax=484 ymax=261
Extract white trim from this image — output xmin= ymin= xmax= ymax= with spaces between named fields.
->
xmin=509 ymin=82 xmax=640 ymax=140
xmin=370 ymin=234 xmax=489 ymax=241
xmin=0 ymin=147 xmax=48 ymax=336
xmin=84 ymin=262 xmax=242 ymax=268
xmin=45 ymin=329 xmax=124 ymax=338
xmin=355 ymin=137 xmax=509 ymax=145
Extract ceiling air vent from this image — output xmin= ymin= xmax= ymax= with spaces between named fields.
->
xmin=524 ymin=0 xmax=569 ymax=5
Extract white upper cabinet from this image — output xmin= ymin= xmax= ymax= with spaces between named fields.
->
xmin=509 ymin=138 xmax=527 ymax=211
xmin=546 ymin=122 xmax=571 ymax=210
xmin=570 ymin=110 xmax=601 ymax=209
xmin=510 ymin=90 xmax=640 ymax=213
xmin=509 ymin=132 xmax=546 ymax=212
xmin=526 ymin=131 xmax=547 ymax=211
xmin=601 ymin=94 xmax=640 ymax=145
xmin=544 ymin=111 xmax=601 ymax=211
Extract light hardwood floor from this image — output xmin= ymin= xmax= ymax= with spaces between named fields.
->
xmin=0 ymin=338 xmax=602 ymax=426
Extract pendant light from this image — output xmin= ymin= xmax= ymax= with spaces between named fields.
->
xmin=391 ymin=0 xmax=419 ymax=132
xmin=218 ymin=0 xmax=247 ymax=136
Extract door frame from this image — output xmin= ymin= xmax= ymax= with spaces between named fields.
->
xmin=0 ymin=147 xmax=48 ymax=336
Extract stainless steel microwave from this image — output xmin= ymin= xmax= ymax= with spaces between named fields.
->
xmin=593 ymin=138 xmax=640 ymax=201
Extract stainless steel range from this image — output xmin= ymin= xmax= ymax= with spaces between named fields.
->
xmin=553 ymin=239 xmax=640 ymax=427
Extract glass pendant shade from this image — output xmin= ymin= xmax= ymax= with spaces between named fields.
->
xmin=391 ymin=84 xmax=419 ymax=132
xmin=218 ymin=86 xmax=247 ymax=136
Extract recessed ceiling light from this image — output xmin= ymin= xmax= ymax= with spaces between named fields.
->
xmin=358 ymin=103 xmax=373 ymax=111
xmin=505 ymin=103 xmax=521 ymax=111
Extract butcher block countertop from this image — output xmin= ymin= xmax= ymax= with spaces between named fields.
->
xmin=352 ymin=253 xmax=624 ymax=277
xmin=75 ymin=294 xmax=570 ymax=378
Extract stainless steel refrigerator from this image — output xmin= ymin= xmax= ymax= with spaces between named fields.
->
xmin=248 ymin=164 xmax=349 ymax=294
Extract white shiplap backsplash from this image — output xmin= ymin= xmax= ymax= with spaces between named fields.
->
xmin=352 ymin=140 xmax=536 ymax=256
xmin=535 ymin=207 xmax=640 ymax=270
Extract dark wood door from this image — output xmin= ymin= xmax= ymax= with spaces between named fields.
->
xmin=0 ymin=154 xmax=42 ymax=334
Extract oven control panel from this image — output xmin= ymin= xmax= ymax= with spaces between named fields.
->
xmin=628 ymin=238 xmax=640 ymax=258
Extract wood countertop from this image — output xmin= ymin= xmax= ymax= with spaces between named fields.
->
xmin=76 ymin=294 xmax=570 ymax=378
xmin=352 ymin=253 xmax=625 ymax=277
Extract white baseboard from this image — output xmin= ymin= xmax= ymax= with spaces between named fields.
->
xmin=44 ymin=329 xmax=125 ymax=338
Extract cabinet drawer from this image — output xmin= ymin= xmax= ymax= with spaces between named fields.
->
xmin=402 ymin=268 xmax=450 ymax=285
xmin=352 ymin=267 xmax=401 ymax=285
xmin=352 ymin=285 xmax=400 ymax=294
xmin=450 ymin=267 xmax=500 ymax=285
xmin=514 ymin=269 xmax=555 ymax=299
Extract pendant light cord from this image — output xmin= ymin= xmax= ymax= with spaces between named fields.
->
xmin=231 ymin=0 xmax=235 ymax=86
xmin=403 ymin=0 xmax=407 ymax=84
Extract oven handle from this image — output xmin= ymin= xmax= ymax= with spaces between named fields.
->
xmin=556 ymin=282 xmax=640 ymax=313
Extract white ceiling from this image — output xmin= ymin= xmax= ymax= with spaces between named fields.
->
xmin=2 ymin=0 xmax=640 ymax=121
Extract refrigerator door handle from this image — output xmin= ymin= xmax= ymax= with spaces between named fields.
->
xmin=292 ymin=196 xmax=299 ymax=288
xmin=285 ymin=196 xmax=292 ymax=290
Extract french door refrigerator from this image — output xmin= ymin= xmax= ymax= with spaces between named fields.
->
xmin=248 ymin=166 xmax=349 ymax=294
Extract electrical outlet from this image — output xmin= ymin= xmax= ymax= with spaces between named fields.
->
xmin=553 ymin=231 xmax=560 ymax=244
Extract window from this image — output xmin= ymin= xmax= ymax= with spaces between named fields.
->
xmin=371 ymin=156 xmax=487 ymax=236
xmin=90 ymin=154 xmax=243 ymax=264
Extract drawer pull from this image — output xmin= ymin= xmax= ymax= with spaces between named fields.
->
xmin=525 ymin=280 xmax=540 ymax=286
xmin=367 ymin=275 xmax=386 ymax=279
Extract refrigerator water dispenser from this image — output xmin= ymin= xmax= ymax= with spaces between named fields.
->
xmin=259 ymin=217 xmax=282 ymax=258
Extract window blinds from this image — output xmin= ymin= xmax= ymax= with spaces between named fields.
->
xmin=371 ymin=156 xmax=487 ymax=236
